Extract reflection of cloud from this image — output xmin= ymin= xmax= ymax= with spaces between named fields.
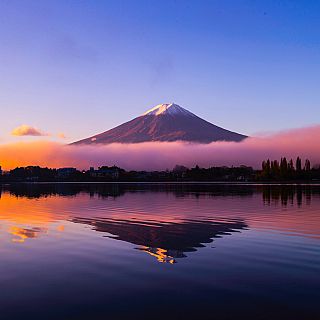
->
xmin=57 ymin=225 xmax=65 ymax=232
xmin=0 ymin=125 xmax=320 ymax=170
xmin=0 ymin=192 xmax=66 ymax=244
xmin=9 ymin=226 xmax=46 ymax=243
xmin=11 ymin=125 xmax=49 ymax=137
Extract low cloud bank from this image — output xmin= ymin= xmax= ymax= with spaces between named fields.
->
xmin=1 ymin=125 xmax=320 ymax=170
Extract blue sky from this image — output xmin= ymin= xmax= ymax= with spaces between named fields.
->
xmin=0 ymin=0 xmax=320 ymax=143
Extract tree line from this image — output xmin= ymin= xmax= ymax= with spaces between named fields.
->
xmin=259 ymin=157 xmax=317 ymax=180
xmin=0 ymin=159 xmax=319 ymax=182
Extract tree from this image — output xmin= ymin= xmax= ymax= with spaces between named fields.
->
xmin=262 ymin=159 xmax=271 ymax=179
xmin=296 ymin=157 xmax=302 ymax=172
xmin=304 ymin=159 xmax=311 ymax=172
xmin=288 ymin=159 xmax=294 ymax=179
xmin=280 ymin=157 xmax=288 ymax=179
xmin=271 ymin=160 xmax=280 ymax=179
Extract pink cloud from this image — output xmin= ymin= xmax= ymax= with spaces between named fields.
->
xmin=11 ymin=125 xmax=49 ymax=137
xmin=57 ymin=132 xmax=67 ymax=139
xmin=1 ymin=125 xmax=320 ymax=170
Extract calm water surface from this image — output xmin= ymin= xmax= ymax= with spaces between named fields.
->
xmin=0 ymin=183 xmax=319 ymax=319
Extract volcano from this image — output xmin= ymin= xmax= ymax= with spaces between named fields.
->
xmin=72 ymin=103 xmax=247 ymax=144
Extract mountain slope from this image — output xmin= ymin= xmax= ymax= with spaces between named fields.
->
xmin=72 ymin=103 xmax=247 ymax=144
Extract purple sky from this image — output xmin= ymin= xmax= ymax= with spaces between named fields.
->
xmin=1 ymin=0 xmax=320 ymax=144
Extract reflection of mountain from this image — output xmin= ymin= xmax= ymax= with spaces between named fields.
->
xmin=72 ymin=217 xmax=247 ymax=263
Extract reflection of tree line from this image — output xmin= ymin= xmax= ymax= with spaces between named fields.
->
xmin=1 ymin=184 xmax=319 ymax=207
xmin=0 ymin=183 xmax=125 ymax=199
xmin=1 ymin=183 xmax=255 ymax=199
xmin=261 ymin=185 xmax=318 ymax=207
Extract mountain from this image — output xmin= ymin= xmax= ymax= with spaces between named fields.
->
xmin=72 ymin=103 xmax=247 ymax=144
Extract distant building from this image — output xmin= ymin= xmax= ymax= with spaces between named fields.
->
xmin=57 ymin=168 xmax=77 ymax=178
xmin=89 ymin=166 xmax=120 ymax=179
xmin=0 ymin=166 xmax=2 ymax=175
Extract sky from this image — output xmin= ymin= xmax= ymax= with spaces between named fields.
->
xmin=0 ymin=0 xmax=320 ymax=144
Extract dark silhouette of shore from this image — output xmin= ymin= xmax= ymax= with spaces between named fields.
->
xmin=0 ymin=157 xmax=319 ymax=183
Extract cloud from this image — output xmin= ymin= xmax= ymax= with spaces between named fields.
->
xmin=11 ymin=125 xmax=49 ymax=137
xmin=0 ymin=125 xmax=320 ymax=170
xmin=57 ymin=133 xmax=67 ymax=139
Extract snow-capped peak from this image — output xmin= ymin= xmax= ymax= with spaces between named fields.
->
xmin=143 ymin=103 xmax=196 ymax=117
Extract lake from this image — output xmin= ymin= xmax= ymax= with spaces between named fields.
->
xmin=0 ymin=183 xmax=319 ymax=319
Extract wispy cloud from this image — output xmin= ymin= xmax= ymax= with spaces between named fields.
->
xmin=11 ymin=125 xmax=49 ymax=137
xmin=57 ymin=132 xmax=67 ymax=139
xmin=1 ymin=125 xmax=320 ymax=170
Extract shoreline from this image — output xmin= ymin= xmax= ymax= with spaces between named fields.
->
xmin=1 ymin=181 xmax=320 ymax=186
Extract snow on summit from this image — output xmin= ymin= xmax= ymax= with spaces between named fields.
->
xmin=143 ymin=103 xmax=195 ymax=117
